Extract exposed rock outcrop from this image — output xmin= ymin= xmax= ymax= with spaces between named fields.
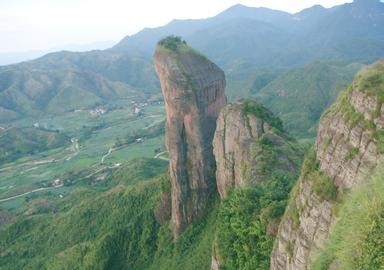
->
xmin=270 ymin=61 xmax=384 ymax=270
xmin=211 ymin=100 xmax=305 ymax=269
xmin=154 ymin=37 xmax=227 ymax=238
xmin=213 ymin=100 xmax=298 ymax=198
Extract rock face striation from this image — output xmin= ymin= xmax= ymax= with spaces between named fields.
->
xmin=211 ymin=100 xmax=304 ymax=269
xmin=270 ymin=61 xmax=384 ymax=270
xmin=213 ymin=100 xmax=298 ymax=199
xmin=154 ymin=37 xmax=227 ymax=238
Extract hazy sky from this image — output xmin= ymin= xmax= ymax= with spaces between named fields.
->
xmin=0 ymin=0 xmax=353 ymax=53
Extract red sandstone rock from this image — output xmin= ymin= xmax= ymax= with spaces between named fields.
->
xmin=154 ymin=40 xmax=226 ymax=238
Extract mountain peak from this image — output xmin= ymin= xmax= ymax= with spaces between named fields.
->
xmin=354 ymin=0 xmax=380 ymax=3
xmin=352 ymin=0 xmax=382 ymax=6
xmin=294 ymin=4 xmax=326 ymax=18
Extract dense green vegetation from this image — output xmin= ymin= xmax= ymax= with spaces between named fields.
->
xmin=301 ymin=148 xmax=338 ymax=202
xmin=0 ymin=122 xmax=307 ymax=270
xmin=359 ymin=61 xmax=384 ymax=101
xmin=158 ymin=36 xmax=187 ymax=51
xmin=0 ymin=127 xmax=69 ymax=163
xmin=241 ymin=100 xmax=284 ymax=132
xmin=326 ymin=62 xmax=384 ymax=154
xmin=217 ymin=179 xmax=289 ymax=270
xmin=253 ymin=62 xmax=362 ymax=138
xmin=0 ymin=158 xmax=216 ymax=270
xmin=311 ymin=168 xmax=384 ymax=270
xmin=215 ymin=133 xmax=306 ymax=269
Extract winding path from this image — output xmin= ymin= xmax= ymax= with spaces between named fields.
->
xmin=0 ymin=187 xmax=52 ymax=203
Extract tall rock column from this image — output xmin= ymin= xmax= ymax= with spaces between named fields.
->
xmin=154 ymin=37 xmax=227 ymax=238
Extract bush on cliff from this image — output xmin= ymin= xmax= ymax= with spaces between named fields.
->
xmin=158 ymin=36 xmax=187 ymax=51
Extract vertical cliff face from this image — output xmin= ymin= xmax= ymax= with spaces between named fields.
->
xmin=154 ymin=37 xmax=227 ymax=238
xmin=270 ymin=61 xmax=384 ymax=270
xmin=213 ymin=100 xmax=298 ymax=198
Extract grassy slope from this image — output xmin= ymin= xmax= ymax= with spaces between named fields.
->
xmin=0 ymin=50 xmax=158 ymax=120
xmin=311 ymin=168 xmax=384 ymax=270
xmin=0 ymin=127 xmax=69 ymax=163
xmin=253 ymin=62 xmax=363 ymax=138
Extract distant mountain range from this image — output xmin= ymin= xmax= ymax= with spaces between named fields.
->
xmin=0 ymin=41 xmax=116 ymax=66
xmin=1 ymin=0 xmax=383 ymax=137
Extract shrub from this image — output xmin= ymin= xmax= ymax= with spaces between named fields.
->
xmin=311 ymin=168 xmax=384 ymax=270
xmin=158 ymin=36 xmax=187 ymax=51
xmin=242 ymin=100 xmax=284 ymax=132
xmin=312 ymin=171 xmax=338 ymax=202
xmin=346 ymin=147 xmax=359 ymax=160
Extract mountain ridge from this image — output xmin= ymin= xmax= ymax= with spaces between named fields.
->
xmin=1 ymin=1 xmax=384 ymax=134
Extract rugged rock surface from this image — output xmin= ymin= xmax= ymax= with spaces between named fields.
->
xmin=211 ymin=100 xmax=305 ymax=269
xmin=154 ymin=37 xmax=227 ymax=238
xmin=270 ymin=61 xmax=384 ymax=270
xmin=213 ymin=100 xmax=298 ymax=198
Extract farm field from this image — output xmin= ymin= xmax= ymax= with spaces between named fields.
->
xmin=0 ymin=98 xmax=166 ymax=213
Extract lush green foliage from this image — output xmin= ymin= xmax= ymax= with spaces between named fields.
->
xmin=241 ymin=100 xmax=284 ymax=132
xmin=216 ymin=169 xmax=302 ymax=270
xmin=0 ymin=50 xmax=158 ymax=120
xmin=0 ymin=127 xmax=68 ymax=163
xmin=311 ymin=168 xmax=384 ymax=270
xmin=158 ymin=36 xmax=187 ymax=51
xmin=253 ymin=62 xmax=362 ymax=138
xmin=346 ymin=147 xmax=359 ymax=160
xmin=359 ymin=62 xmax=384 ymax=101
xmin=0 ymin=158 xmax=216 ymax=270
xmin=337 ymin=86 xmax=366 ymax=128
xmin=312 ymin=171 xmax=338 ymax=202
xmin=215 ymin=136 xmax=306 ymax=269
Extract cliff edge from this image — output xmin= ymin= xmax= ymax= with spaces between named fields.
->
xmin=270 ymin=60 xmax=384 ymax=270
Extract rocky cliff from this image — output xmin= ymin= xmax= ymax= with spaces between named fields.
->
xmin=153 ymin=37 xmax=227 ymax=238
xmin=211 ymin=100 xmax=305 ymax=269
xmin=270 ymin=60 xmax=384 ymax=270
xmin=213 ymin=100 xmax=299 ymax=198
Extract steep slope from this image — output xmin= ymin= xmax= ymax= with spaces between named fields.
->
xmin=270 ymin=60 xmax=384 ymax=270
xmin=211 ymin=100 xmax=304 ymax=269
xmin=0 ymin=50 xmax=157 ymax=120
xmin=311 ymin=167 xmax=384 ymax=270
xmin=253 ymin=62 xmax=363 ymax=138
xmin=213 ymin=100 xmax=294 ymax=198
xmin=154 ymin=37 xmax=226 ymax=237
xmin=211 ymin=100 xmax=305 ymax=269
xmin=0 ymin=127 xmax=69 ymax=163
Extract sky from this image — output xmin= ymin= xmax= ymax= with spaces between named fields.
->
xmin=0 ymin=0 xmax=354 ymax=53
